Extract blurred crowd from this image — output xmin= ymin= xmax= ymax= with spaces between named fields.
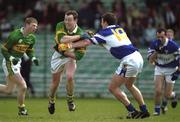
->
xmin=0 ymin=0 xmax=180 ymax=47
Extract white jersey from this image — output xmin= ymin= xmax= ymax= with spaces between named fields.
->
xmin=90 ymin=25 xmax=143 ymax=77
xmin=90 ymin=25 xmax=138 ymax=60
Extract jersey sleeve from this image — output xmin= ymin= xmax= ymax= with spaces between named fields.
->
xmin=55 ymin=22 xmax=66 ymax=44
xmin=147 ymin=40 xmax=156 ymax=59
xmin=90 ymin=32 xmax=106 ymax=45
xmin=1 ymin=31 xmax=17 ymax=60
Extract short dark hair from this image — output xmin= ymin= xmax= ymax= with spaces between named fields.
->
xmin=65 ymin=10 xmax=78 ymax=20
xmin=101 ymin=12 xmax=117 ymax=25
xmin=25 ymin=17 xmax=38 ymax=24
xmin=156 ymin=28 xmax=166 ymax=34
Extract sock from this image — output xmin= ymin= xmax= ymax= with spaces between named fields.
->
xmin=162 ymin=98 xmax=168 ymax=108
xmin=154 ymin=105 xmax=160 ymax=114
xmin=49 ymin=96 xmax=55 ymax=103
xmin=67 ymin=95 xmax=74 ymax=102
xmin=139 ymin=104 xmax=148 ymax=112
xmin=126 ymin=103 xmax=136 ymax=112
xmin=19 ymin=104 xmax=25 ymax=108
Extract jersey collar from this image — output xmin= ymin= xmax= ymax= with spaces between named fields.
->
xmin=68 ymin=24 xmax=78 ymax=34
xmin=163 ymin=38 xmax=169 ymax=46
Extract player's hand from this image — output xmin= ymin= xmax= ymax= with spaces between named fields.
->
xmin=9 ymin=56 xmax=19 ymax=65
xmin=32 ymin=57 xmax=39 ymax=66
xmin=86 ymin=30 xmax=94 ymax=37
xmin=58 ymin=43 xmax=72 ymax=51
xmin=171 ymin=70 xmax=180 ymax=81
xmin=80 ymin=33 xmax=91 ymax=40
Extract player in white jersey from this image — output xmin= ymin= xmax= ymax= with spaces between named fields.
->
xmin=148 ymin=28 xmax=179 ymax=115
xmin=58 ymin=12 xmax=150 ymax=119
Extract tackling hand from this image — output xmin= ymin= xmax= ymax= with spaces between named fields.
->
xmin=32 ymin=57 xmax=39 ymax=66
xmin=80 ymin=33 xmax=91 ymax=40
xmin=58 ymin=43 xmax=72 ymax=51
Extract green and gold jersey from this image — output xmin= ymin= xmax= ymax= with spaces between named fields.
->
xmin=54 ymin=22 xmax=86 ymax=60
xmin=1 ymin=28 xmax=36 ymax=60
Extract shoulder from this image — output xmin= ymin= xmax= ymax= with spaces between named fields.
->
xmin=10 ymin=29 xmax=21 ymax=36
xmin=97 ymin=25 xmax=121 ymax=36
xmin=56 ymin=22 xmax=65 ymax=30
xmin=168 ymin=40 xmax=179 ymax=46
xmin=167 ymin=40 xmax=179 ymax=51
xmin=76 ymin=26 xmax=84 ymax=34
xmin=7 ymin=29 xmax=22 ymax=40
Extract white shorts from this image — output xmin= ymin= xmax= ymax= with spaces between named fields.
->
xmin=116 ymin=51 xmax=143 ymax=77
xmin=154 ymin=66 xmax=177 ymax=83
xmin=51 ymin=51 xmax=75 ymax=73
xmin=2 ymin=58 xmax=21 ymax=76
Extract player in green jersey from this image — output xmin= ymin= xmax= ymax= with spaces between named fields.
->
xmin=0 ymin=17 xmax=39 ymax=115
xmin=48 ymin=10 xmax=89 ymax=114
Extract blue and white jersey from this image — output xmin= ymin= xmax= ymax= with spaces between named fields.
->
xmin=90 ymin=25 xmax=137 ymax=60
xmin=148 ymin=38 xmax=179 ymax=68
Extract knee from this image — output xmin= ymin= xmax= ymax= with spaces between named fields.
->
xmin=5 ymin=89 xmax=13 ymax=95
xmin=3 ymin=86 xmax=13 ymax=95
xmin=20 ymin=84 xmax=27 ymax=92
xmin=66 ymin=74 xmax=74 ymax=82
xmin=108 ymin=84 xmax=116 ymax=94
xmin=164 ymin=92 xmax=172 ymax=98
xmin=125 ymin=83 xmax=133 ymax=90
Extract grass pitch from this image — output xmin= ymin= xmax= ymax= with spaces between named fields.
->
xmin=0 ymin=98 xmax=179 ymax=122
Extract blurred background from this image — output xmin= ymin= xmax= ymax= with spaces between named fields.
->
xmin=0 ymin=0 xmax=179 ymax=98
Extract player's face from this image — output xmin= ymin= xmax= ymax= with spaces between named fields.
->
xmin=101 ymin=19 xmax=106 ymax=29
xmin=157 ymin=31 xmax=166 ymax=41
xmin=166 ymin=32 xmax=174 ymax=39
xmin=26 ymin=22 xmax=38 ymax=33
xmin=64 ymin=15 xmax=77 ymax=32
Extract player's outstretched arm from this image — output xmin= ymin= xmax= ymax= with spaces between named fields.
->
xmin=148 ymin=51 xmax=157 ymax=65
xmin=71 ymin=39 xmax=92 ymax=48
xmin=60 ymin=35 xmax=81 ymax=43
xmin=58 ymin=39 xmax=92 ymax=52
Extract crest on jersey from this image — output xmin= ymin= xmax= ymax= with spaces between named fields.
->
xmin=18 ymin=39 xmax=23 ymax=43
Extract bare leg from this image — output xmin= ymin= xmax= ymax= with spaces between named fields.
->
xmin=65 ymin=59 xmax=76 ymax=111
xmin=125 ymin=77 xmax=145 ymax=106
xmin=65 ymin=59 xmax=76 ymax=96
xmin=49 ymin=71 xmax=63 ymax=99
xmin=0 ymin=77 xmax=16 ymax=94
xmin=10 ymin=73 xmax=27 ymax=106
xmin=108 ymin=74 xmax=130 ymax=106
xmin=154 ymin=75 xmax=164 ymax=115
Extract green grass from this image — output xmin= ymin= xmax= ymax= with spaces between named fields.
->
xmin=0 ymin=98 xmax=179 ymax=122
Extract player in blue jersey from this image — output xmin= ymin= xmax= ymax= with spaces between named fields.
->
xmin=58 ymin=12 xmax=150 ymax=119
xmin=148 ymin=28 xmax=179 ymax=115
xmin=161 ymin=29 xmax=179 ymax=114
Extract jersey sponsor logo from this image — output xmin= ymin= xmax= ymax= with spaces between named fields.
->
xmin=157 ymin=54 xmax=175 ymax=64
xmin=12 ymin=44 xmax=29 ymax=53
